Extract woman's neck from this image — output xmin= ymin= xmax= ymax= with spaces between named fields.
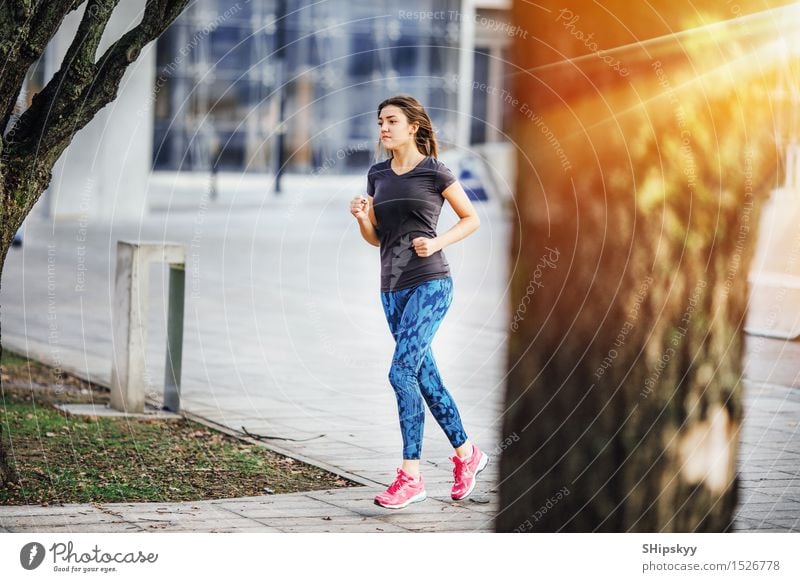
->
xmin=391 ymin=146 xmax=425 ymax=169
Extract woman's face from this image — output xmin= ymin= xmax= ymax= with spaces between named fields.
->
xmin=378 ymin=105 xmax=418 ymax=151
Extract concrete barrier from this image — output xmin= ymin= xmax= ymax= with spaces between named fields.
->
xmin=110 ymin=240 xmax=185 ymax=414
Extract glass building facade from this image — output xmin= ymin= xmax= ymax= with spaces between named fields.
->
xmin=152 ymin=0 xmax=463 ymax=174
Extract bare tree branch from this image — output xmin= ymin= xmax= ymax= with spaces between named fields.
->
xmin=0 ymin=1 xmax=88 ymax=131
xmin=8 ymin=0 xmax=189 ymax=169
xmin=1 ymin=0 xmax=190 ymax=240
xmin=58 ymin=0 xmax=121 ymax=96
xmin=28 ymin=1 xmax=88 ymax=53
xmin=7 ymin=0 xmax=119 ymax=147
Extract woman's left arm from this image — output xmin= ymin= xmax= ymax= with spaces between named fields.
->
xmin=412 ymin=181 xmax=481 ymax=257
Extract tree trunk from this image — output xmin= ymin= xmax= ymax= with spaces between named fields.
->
xmin=1 ymin=158 xmax=34 ymax=489
xmin=0 ymin=237 xmax=20 ymax=489
xmin=498 ymin=0 xmax=783 ymax=532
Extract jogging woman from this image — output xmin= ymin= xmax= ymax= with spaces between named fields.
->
xmin=349 ymin=95 xmax=488 ymax=509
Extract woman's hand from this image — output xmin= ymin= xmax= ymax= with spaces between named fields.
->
xmin=412 ymin=237 xmax=441 ymax=257
xmin=350 ymin=196 xmax=369 ymax=221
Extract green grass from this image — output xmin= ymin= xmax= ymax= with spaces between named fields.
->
xmin=1 ymin=349 xmax=357 ymax=505
xmin=1 ymin=350 xmax=29 ymax=367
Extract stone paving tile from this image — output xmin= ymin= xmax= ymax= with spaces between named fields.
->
xmin=1 ymin=514 xmax=128 ymax=528
xmin=133 ymin=519 xmax=274 ymax=532
xmin=6 ymin=523 xmax=145 ymax=533
xmin=222 ymin=504 xmax=359 ymax=520
xmin=731 ymin=525 xmax=785 ymax=532
xmin=207 ymin=526 xmax=284 ymax=533
xmin=734 ymin=514 xmax=799 ymax=526
xmin=731 ymin=516 xmax=785 ymax=530
xmin=330 ymin=495 xmax=484 ymax=516
xmin=449 ymin=500 xmax=499 ymax=515
xmin=304 ymin=488 xmax=396 ymax=503
xmin=0 ymin=505 xmax=108 ymax=517
xmin=244 ymin=514 xmax=410 ymax=532
xmin=376 ymin=511 xmax=493 ymax=529
xmin=275 ymin=522 xmax=410 ymax=533
xmin=0 ymin=506 xmax=122 ymax=530
xmin=740 ymin=487 xmax=800 ymax=498
xmin=210 ymin=498 xmax=326 ymax=511
xmin=742 ymin=482 xmax=800 ymax=493
xmin=738 ymin=492 xmax=788 ymax=506
xmin=735 ymin=503 xmax=800 ymax=517
xmin=764 ymin=516 xmax=800 ymax=532
xmin=92 ymin=501 xmax=253 ymax=522
xmin=136 ymin=523 xmax=283 ymax=533
xmin=103 ymin=512 xmax=256 ymax=526
xmin=308 ymin=492 xmax=498 ymax=531
xmin=207 ymin=491 xmax=314 ymax=504
xmin=740 ymin=470 xmax=799 ymax=480
xmin=735 ymin=499 xmax=800 ymax=511
xmin=403 ymin=520 xmax=494 ymax=533
xmin=94 ymin=501 xmax=219 ymax=513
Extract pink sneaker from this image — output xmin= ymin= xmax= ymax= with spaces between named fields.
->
xmin=374 ymin=468 xmax=427 ymax=509
xmin=451 ymin=444 xmax=489 ymax=500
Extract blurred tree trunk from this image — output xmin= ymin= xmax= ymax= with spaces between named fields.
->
xmin=0 ymin=0 xmax=190 ymax=491
xmin=498 ymin=0 xmax=786 ymax=531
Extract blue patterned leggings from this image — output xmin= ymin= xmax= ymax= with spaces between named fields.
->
xmin=380 ymin=276 xmax=468 ymax=460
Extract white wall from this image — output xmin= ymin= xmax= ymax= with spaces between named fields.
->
xmin=44 ymin=1 xmax=155 ymax=222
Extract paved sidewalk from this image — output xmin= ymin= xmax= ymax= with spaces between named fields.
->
xmin=733 ymin=374 xmax=800 ymax=532
xmin=0 ymin=489 xmax=497 ymax=533
xmin=1 ymin=193 xmax=798 ymax=532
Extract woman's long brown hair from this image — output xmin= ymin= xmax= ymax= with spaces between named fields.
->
xmin=376 ymin=95 xmax=440 ymax=160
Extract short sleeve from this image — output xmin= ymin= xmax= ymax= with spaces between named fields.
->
xmin=434 ymin=161 xmax=457 ymax=194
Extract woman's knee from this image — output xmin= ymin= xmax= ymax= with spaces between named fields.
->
xmin=388 ymin=362 xmax=416 ymax=390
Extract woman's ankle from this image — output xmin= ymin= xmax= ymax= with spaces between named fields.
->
xmin=455 ymin=441 xmax=474 ymax=459
xmin=401 ymin=462 xmax=420 ymax=479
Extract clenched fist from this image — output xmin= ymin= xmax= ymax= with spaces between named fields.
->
xmin=350 ymin=196 xmax=369 ymax=221
xmin=412 ymin=237 xmax=441 ymax=257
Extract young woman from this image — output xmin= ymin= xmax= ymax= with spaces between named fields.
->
xmin=349 ymin=95 xmax=488 ymax=509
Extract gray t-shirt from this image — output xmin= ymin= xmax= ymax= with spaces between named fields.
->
xmin=367 ymin=155 xmax=457 ymax=292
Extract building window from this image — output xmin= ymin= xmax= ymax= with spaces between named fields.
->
xmin=153 ymin=0 xmax=460 ymax=174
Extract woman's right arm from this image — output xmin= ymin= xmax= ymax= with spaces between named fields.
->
xmin=351 ymin=195 xmax=380 ymax=247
